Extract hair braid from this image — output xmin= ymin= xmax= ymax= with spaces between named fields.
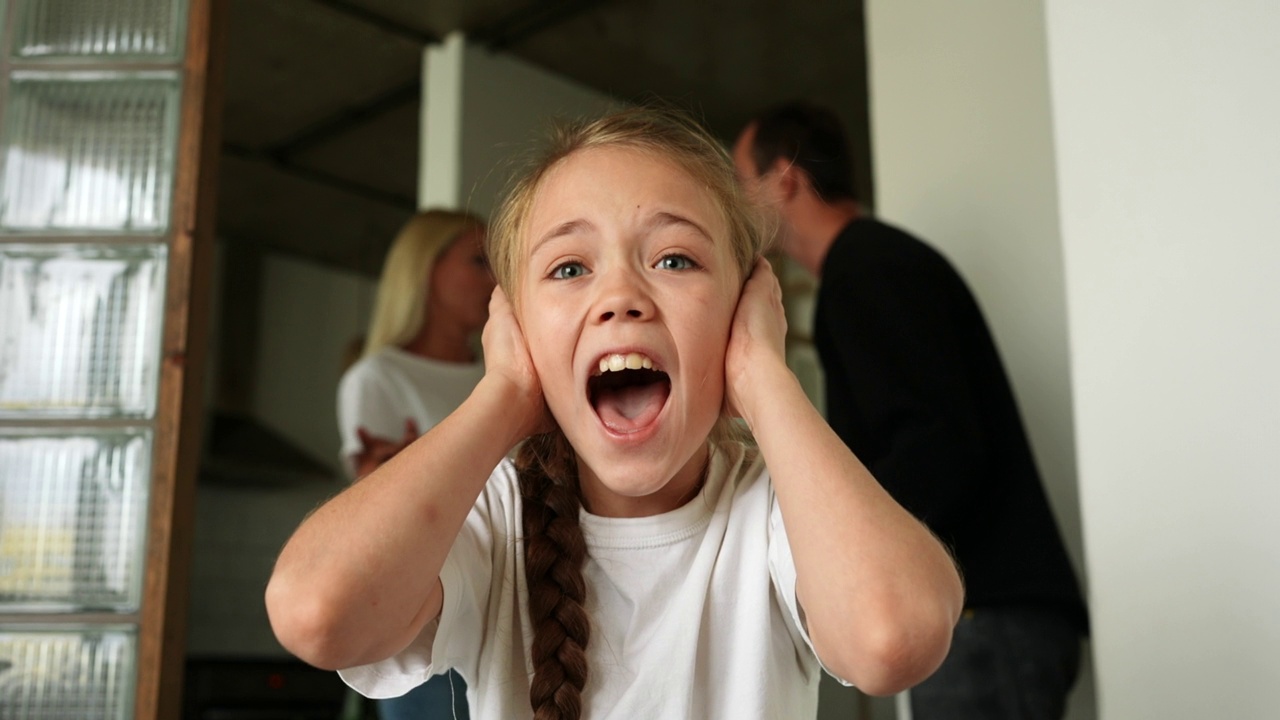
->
xmin=517 ymin=431 xmax=590 ymax=720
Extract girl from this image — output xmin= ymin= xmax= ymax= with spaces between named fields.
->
xmin=266 ymin=107 xmax=963 ymax=719
xmin=336 ymin=209 xmax=493 ymax=718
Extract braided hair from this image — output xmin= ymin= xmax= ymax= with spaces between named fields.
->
xmin=516 ymin=431 xmax=590 ymax=719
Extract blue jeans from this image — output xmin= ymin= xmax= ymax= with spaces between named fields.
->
xmin=909 ymin=606 xmax=1081 ymax=720
xmin=377 ymin=670 xmax=469 ymax=720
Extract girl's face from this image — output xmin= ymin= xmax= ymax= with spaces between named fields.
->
xmin=517 ymin=145 xmax=742 ymax=517
xmin=429 ymin=226 xmax=495 ymax=334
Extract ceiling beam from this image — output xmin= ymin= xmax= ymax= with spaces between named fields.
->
xmin=267 ymin=80 xmax=419 ymax=159
xmin=476 ymin=0 xmax=616 ymax=51
xmin=257 ymin=0 xmax=616 ymax=203
xmin=223 ymin=143 xmax=417 ymax=209
xmin=259 ymin=0 xmax=436 ymax=160
xmin=303 ymin=0 xmax=441 ymax=45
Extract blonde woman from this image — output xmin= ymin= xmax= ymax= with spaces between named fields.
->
xmin=336 ymin=208 xmax=493 ymax=719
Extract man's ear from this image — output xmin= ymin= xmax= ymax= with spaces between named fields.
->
xmin=771 ymin=158 xmax=801 ymax=202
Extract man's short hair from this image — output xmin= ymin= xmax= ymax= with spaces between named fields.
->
xmin=747 ymin=102 xmax=857 ymax=203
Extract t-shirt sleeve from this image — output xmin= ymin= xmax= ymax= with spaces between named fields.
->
xmin=337 ymin=464 xmax=507 ymax=698
xmin=766 ymin=482 xmax=855 ymax=688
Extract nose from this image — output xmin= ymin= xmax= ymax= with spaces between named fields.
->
xmin=592 ymin=265 xmax=656 ymax=324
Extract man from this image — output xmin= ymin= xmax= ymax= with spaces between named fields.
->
xmin=733 ymin=102 xmax=1087 ymax=719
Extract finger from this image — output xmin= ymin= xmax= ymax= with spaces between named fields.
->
xmin=404 ymin=417 xmax=420 ymax=439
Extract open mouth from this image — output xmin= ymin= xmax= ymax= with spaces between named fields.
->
xmin=588 ymin=352 xmax=671 ymax=434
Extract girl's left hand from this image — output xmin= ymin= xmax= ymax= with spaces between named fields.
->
xmin=725 ymin=257 xmax=790 ymax=427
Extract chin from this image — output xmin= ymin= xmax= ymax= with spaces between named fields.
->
xmin=587 ymin=456 xmax=682 ymax=497
xmin=571 ymin=422 xmax=710 ymax=509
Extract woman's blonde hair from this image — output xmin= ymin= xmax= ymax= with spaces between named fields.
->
xmin=362 ymin=209 xmax=485 ymax=358
xmin=489 ymin=106 xmax=768 ymax=720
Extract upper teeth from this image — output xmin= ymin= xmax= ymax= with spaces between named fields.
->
xmin=598 ymin=352 xmax=654 ymax=373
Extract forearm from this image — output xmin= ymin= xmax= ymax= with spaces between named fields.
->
xmin=742 ymin=361 xmax=963 ymax=694
xmin=266 ymin=376 xmax=529 ymax=669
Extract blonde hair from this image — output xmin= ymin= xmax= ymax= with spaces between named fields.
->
xmin=491 ymin=106 xmax=768 ymax=720
xmin=362 ymin=209 xmax=485 ymax=358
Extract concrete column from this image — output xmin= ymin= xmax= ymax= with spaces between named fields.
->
xmin=418 ymin=31 xmax=615 ymax=218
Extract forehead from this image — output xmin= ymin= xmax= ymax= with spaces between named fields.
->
xmin=522 ymin=145 xmax=727 ymax=252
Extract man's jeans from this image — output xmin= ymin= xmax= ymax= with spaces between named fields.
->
xmin=909 ymin=606 xmax=1082 ymax=720
xmin=377 ymin=669 xmax=469 ymax=720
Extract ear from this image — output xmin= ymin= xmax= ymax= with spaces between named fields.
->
xmin=770 ymin=158 xmax=802 ymax=203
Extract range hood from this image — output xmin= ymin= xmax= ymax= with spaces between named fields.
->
xmin=199 ymin=241 xmax=336 ymax=486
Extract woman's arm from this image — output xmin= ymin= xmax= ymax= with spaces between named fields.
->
xmin=725 ymin=260 xmax=963 ymax=696
xmin=266 ymin=288 xmax=546 ymax=671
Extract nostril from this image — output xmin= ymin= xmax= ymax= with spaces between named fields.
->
xmin=598 ymin=307 xmax=645 ymax=322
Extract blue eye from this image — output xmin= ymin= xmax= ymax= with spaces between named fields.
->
xmin=551 ymin=262 xmax=587 ymax=279
xmin=656 ymin=254 xmax=697 ymax=271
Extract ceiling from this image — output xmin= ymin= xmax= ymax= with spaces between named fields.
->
xmin=216 ymin=0 xmax=871 ymax=276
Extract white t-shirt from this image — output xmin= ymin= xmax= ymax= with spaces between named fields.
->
xmin=336 ymin=346 xmax=485 ymax=478
xmin=339 ymin=441 xmax=851 ymax=719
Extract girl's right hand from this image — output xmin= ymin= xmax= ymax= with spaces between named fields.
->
xmin=480 ymin=285 xmax=552 ymax=439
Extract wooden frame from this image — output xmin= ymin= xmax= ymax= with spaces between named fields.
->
xmin=134 ymin=0 xmax=228 ymax=717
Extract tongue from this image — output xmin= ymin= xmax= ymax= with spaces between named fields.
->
xmin=595 ymin=382 xmax=668 ymax=433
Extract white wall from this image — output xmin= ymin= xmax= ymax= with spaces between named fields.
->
xmin=865 ymin=1 xmax=1094 ymax=717
xmin=420 ymin=31 xmax=618 ymax=218
xmin=251 ymin=253 xmax=375 ymax=471
xmin=1045 ymin=1 xmax=1280 ymax=716
xmin=868 ymin=0 xmax=1280 ymax=716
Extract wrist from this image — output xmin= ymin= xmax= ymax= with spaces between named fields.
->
xmin=734 ymin=354 xmax=802 ymax=430
xmin=474 ymin=373 xmax=545 ymax=447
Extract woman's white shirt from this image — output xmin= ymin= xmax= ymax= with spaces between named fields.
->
xmin=336 ymin=346 xmax=485 ymax=477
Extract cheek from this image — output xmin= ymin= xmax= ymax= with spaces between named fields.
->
xmin=699 ymin=295 xmax=740 ymax=368
xmin=467 ymin=276 xmax=492 ymax=307
xmin=682 ymin=308 xmax=734 ymax=374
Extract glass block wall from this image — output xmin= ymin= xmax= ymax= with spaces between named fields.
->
xmin=0 ymin=1 xmax=190 ymax=718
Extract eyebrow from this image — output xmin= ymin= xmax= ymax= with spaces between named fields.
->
xmin=530 ymin=218 xmax=594 ymax=258
xmin=529 ymin=211 xmax=714 ymax=258
xmin=647 ymin=211 xmax=714 ymax=244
